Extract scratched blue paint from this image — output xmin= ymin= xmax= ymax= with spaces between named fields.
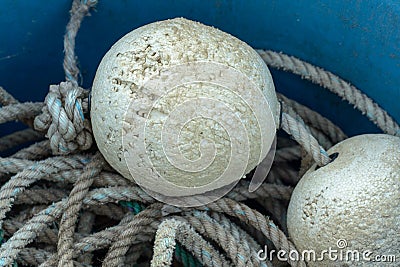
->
xmin=0 ymin=0 xmax=399 ymax=138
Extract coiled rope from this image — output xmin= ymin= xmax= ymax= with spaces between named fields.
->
xmin=0 ymin=1 xmax=398 ymax=267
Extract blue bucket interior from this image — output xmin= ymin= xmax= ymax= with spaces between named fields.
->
xmin=1 ymin=0 xmax=399 ymax=138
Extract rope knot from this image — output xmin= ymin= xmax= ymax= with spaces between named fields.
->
xmin=34 ymin=81 xmax=93 ymax=155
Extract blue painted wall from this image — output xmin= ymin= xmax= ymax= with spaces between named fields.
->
xmin=1 ymin=0 xmax=399 ymax=137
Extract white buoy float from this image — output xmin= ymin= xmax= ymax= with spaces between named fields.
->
xmin=287 ymin=134 xmax=400 ymax=266
xmin=91 ymin=18 xmax=279 ymax=203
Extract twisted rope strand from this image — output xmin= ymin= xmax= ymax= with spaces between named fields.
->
xmin=102 ymin=204 xmax=163 ymax=266
xmin=281 ymin=112 xmax=331 ymax=166
xmin=182 ymin=211 xmax=269 ymax=267
xmin=227 ymin=180 xmax=293 ymax=201
xmin=14 ymin=188 xmax=66 ymax=205
xmin=258 ymin=49 xmax=400 ymax=136
xmin=2 ymin=219 xmax=84 ymax=247
xmin=0 ymin=200 xmax=66 ymax=266
xmin=0 ymin=157 xmax=36 ymax=175
xmin=0 ymin=154 xmax=126 ymax=187
xmin=64 ymin=0 xmax=97 ymax=85
xmin=151 ymin=218 xmax=232 ymax=267
xmin=76 ymin=211 xmax=95 ymax=265
xmin=202 ymin=198 xmax=306 ymax=267
xmin=17 ymin=248 xmax=51 ymax=266
xmin=209 ymin=212 xmax=262 ymax=250
xmin=0 ymin=87 xmax=37 ymax=127
xmin=11 ymin=140 xmax=51 ymax=160
xmin=278 ymin=93 xmax=347 ymax=144
xmin=39 ymin=213 xmax=138 ymax=266
xmin=0 ymin=102 xmax=43 ymax=124
xmin=0 ymin=155 xmax=89 ymax=228
xmin=0 ymin=128 xmax=44 ymax=153
xmin=85 ymin=203 xmax=126 ymax=220
xmin=0 ymin=87 xmax=18 ymax=106
xmin=56 ymin=152 xmax=104 ymax=267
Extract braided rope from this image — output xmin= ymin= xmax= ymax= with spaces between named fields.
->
xmin=0 ymin=86 xmax=37 ymax=129
xmin=0 ymin=157 xmax=35 ymax=175
xmin=106 ymin=201 xmax=204 ymax=266
xmin=209 ymin=212 xmax=260 ymax=249
xmin=86 ymin=203 xmax=126 ymax=220
xmin=174 ymin=242 xmax=203 ymax=267
xmin=258 ymin=198 xmax=288 ymax=234
xmin=151 ymin=219 xmax=180 ymax=267
xmin=308 ymin=126 xmax=333 ymax=149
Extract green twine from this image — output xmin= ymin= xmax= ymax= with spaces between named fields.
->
xmin=119 ymin=201 xmax=202 ymax=267
xmin=175 ymin=244 xmax=203 ymax=267
xmin=119 ymin=201 xmax=145 ymax=214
